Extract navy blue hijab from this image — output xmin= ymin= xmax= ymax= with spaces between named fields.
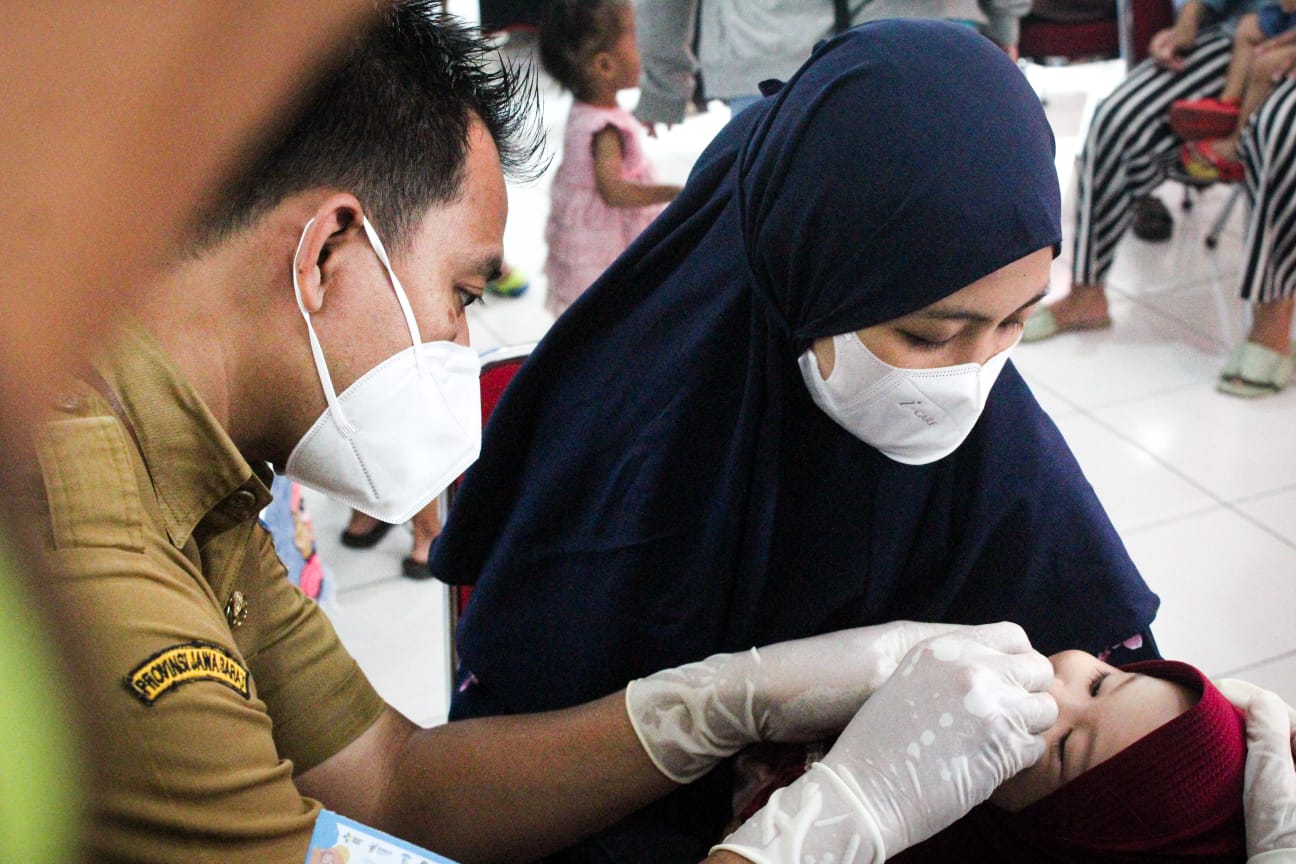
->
xmin=431 ymin=21 xmax=1159 ymax=862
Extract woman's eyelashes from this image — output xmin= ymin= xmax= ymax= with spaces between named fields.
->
xmin=1088 ymin=669 xmax=1111 ymax=697
xmin=899 ymin=330 xmax=953 ymax=350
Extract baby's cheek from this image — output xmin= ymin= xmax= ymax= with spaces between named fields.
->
xmin=988 ymin=758 xmax=1057 ymax=813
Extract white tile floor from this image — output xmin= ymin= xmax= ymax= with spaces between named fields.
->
xmin=306 ymin=45 xmax=1296 ymax=729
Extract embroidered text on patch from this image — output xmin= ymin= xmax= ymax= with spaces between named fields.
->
xmin=125 ymin=641 xmax=250 ymax=705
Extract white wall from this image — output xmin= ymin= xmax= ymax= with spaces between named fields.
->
xmin=444 ymin=0 xmax=480 ymax=24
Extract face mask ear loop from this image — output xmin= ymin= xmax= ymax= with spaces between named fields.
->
xmin=292 ymin=217 xmax=356 ymax=437
xmin=361 ymin=217 xmax=429 ymax=378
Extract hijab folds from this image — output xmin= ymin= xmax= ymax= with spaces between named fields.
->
xmin=430 ymin=20 xmax=1160 ymax=861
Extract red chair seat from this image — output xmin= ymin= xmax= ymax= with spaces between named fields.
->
xmin=1018 ymin=15 xmax=1121 ymax=62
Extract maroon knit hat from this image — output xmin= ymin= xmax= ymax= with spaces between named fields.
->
xmin=893 ymin=660 xmax=1248 ymax=863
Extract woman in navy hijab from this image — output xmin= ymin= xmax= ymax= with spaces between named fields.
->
xmin=431 ymin=19 xmax=1159 ymax=863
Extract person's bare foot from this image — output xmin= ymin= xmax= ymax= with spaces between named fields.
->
xmin=1048 ymin=284 xmax=1110 ymax=327
xmin=407 ymin=502 xmax=443 ymax=566
xmin=1208 ymin=136 xmax=1239 ymax=163
xmin=345 ymin=511 xmax=382 ymax=535
xmin=1248 ymin=298 xmax=1295 ymax=355
xmin=401 ymin=502 xmax=443 ymax=579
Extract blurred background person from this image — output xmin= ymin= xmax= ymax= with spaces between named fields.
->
xmin=0 ymin=4 xmax=369 ymax=862
xmin=539 ymin=0 xmax=682 ymax=318
xmin=633 ymin=0 xmax=1029 ymax=129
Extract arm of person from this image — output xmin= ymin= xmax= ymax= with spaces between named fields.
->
xmin=1216 ymin=679 xmax=1296 ymax=863
xmin=296 ymin=694 xmax=675 ymax=864
xmin=978 ymin=0 xmax=1031 ymax=60
xmin=1150 ymin=0 xmax=1210 ymax=69
xmin=592 ymin=125 xmax=682 ymax=208
xmin=299 ymin=620 xmax=989 ymax=862
xmin=1257 ymin=27 xmax=1296 ymax=56
xmin=633 ymin=0 xmax=699 ymax=127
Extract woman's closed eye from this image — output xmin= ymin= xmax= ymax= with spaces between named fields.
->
xmin=899 ymin=330 xmax=953 ymax=350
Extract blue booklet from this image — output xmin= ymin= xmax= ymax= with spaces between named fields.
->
xmin=305 ymin=809 xmax=460 ymax=864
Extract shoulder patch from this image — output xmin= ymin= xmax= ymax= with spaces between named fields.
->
xmin=125 ymin=641 xmax=251 ymax=705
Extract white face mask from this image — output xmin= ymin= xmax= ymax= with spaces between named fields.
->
xmin=284 ymin=216 xmax=482 ymax=523
xmin=798 ymin=330 xmax=1016 ymax=465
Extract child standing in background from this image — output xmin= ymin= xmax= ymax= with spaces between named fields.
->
xmin=539 ymin=0 xmax=682 ymax=318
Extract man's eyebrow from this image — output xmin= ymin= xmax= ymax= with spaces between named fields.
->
xmin=919 ymin=288 xmax=1049 ymax=323
xmin=475 ymin=253 xmax=503 ymax=283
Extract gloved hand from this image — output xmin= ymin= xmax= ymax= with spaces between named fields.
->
xmin=626 ymin=620 xmax=976 ymax=782
xmin=714 ymin=629 xmax=1056 ymax=864
xmin=1217 ymin=679 xmax=1296 ymax=862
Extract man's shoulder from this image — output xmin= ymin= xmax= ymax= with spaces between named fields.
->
xmin=30 ymin=379 xmax=156 ymax=555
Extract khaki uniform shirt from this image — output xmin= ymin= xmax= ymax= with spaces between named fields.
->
xmin=29 ymin=329 xmax=385 ymax=864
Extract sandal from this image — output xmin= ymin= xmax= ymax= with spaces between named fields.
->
xmin=1021 ymin=306 xmax=1113 ymax=343
xmin=1180 ymin=139 xmax=1244 ymax=184
xmin=339 ymin=519 xmax=393 ymax=549
xmin=1169 ymin=97 xmax=1240 ymax=141
xmin=1217 ymin=341 xmax=1294 ymax=397
xmin=401 ymin=556 xmax=433 ymax=580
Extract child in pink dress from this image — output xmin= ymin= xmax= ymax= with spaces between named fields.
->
xmin=539 ymin=0 xmax=682 ymax=317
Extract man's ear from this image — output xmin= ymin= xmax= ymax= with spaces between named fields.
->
xmin=295 ymin=193 xmax=364 ymax=314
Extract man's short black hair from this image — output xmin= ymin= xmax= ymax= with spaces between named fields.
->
xmin=197 ymin=1 xmax=542 ymax=250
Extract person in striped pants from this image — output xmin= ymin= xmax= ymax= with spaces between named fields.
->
xmin=1219 ymin=73 xmax=1296 ymax=395
xmin=1023 ymin=0 xmax=1263 ymax=342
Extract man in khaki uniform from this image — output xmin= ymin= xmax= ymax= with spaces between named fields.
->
xmin=24 ymin=5 xmax=1065 ymax=863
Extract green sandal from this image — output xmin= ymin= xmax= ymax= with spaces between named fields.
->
xmin=1217 ymin=342 xmax=1295 ymax=398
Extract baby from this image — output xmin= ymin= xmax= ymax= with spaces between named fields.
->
xmin=727 ymin=650 xmax=1248 ymax=862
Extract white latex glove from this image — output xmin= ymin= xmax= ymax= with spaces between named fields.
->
xmin=626 ymin=620 xmax=972 ymax=782
xmin=714 ymin=628 xmax=1056 ymax=864
xmin=1217 ymin=679 xmax=1296 ymax=863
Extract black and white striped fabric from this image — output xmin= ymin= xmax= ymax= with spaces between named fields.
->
xmin=1237 ymin=77 xmax=1296 ymax=303
xmin=1072 ymin=30 xmax=1233 ymax=285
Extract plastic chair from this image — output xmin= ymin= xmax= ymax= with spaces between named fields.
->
xmin=1016 ymin=5 xmax=1126 ymax=106
xmin=1017 ymin=0 xmax=1172 ymax=70
xmin=436 ymin=342 xmax=536 ymax=679
xmin=1018 ymin=15 xmax=1121 ymax=66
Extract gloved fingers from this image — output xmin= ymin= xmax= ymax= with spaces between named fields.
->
xmin=951 ymin=621 xmax=1032 ymax=655
xmin=1243 ymin=691 xmax=1296 ymax=856
xmin=958 ymin=643 xmax=1054 ymax=695
xmin=1219 ymin=678 xmax=1296 ymax=751
xmin=1012 ymin=690 xmax=1060 ymax=736
xmin=1247 ymin=691 xmax=1296 ymax=788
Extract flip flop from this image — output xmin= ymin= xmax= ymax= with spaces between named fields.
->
xmin=1180 ymin=139 xmax=1244 ymax=184
xmin=1169 ymin=97 xmax=1240 ymax=141
xmin=1217 ymin=341 xmax=1295 ymax=397
xmin=1021 ymin=306 xmax=1113 ymax=344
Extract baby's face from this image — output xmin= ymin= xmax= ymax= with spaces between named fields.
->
xmin=990 ymin=650 xmax=1195 ymax=812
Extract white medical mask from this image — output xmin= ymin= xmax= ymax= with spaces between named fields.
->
xmin=284 ymin=216 xmax=481 ymax=523
xmin=797 ymin=331 xmax=1016 ymax=465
